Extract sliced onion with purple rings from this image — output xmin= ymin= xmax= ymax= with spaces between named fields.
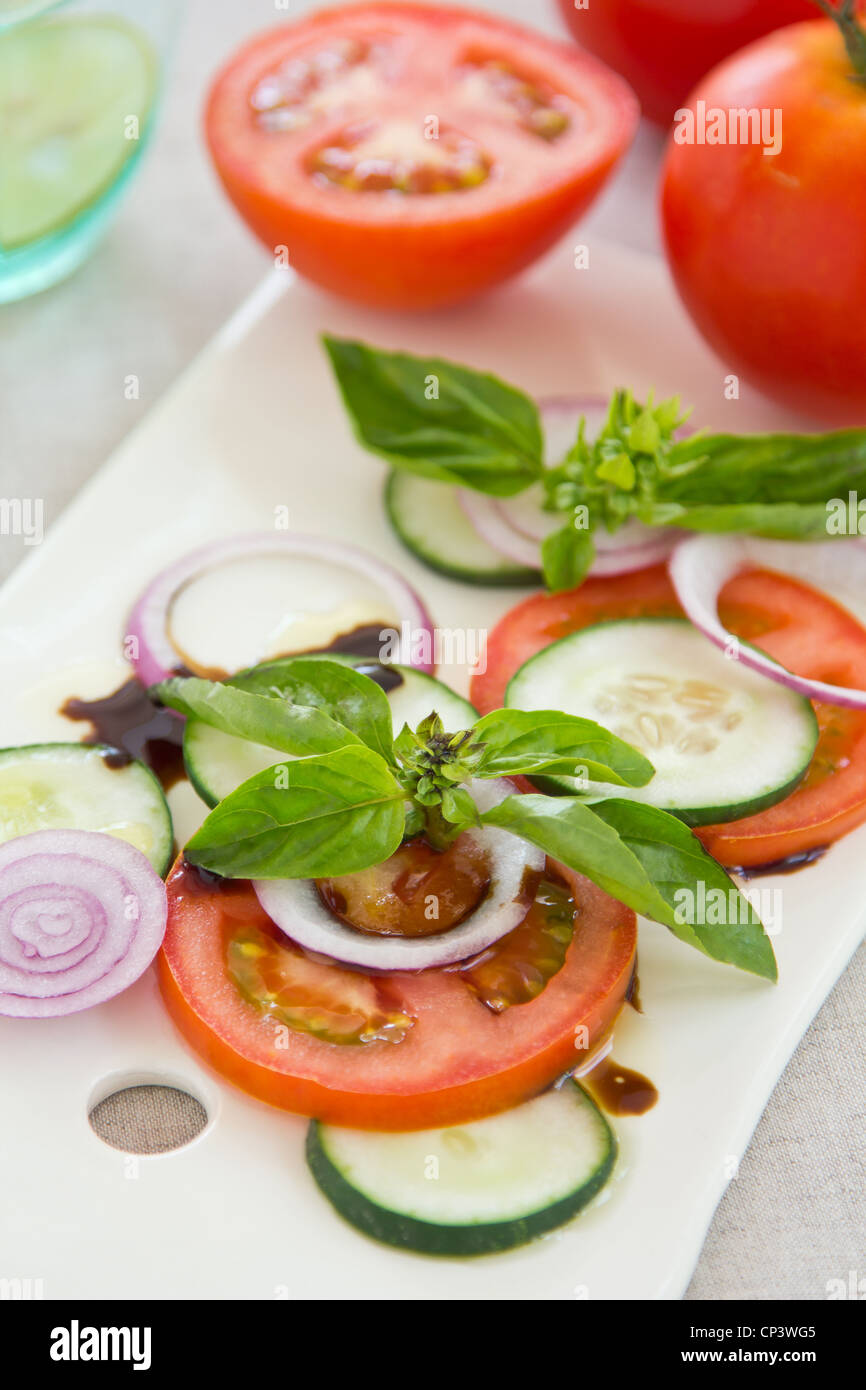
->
xmin=495 ymin=398 xmax=611 ymax=545
xmin=126 ymin=532 xmax=436 ymax=688
xmin=253 ymin=780 xmax=545 ymax=972
xmin=670 ymin=534 xmax=866 ymax=709
xmin=457 ymin=488 xmax=541 ymax=569
xmin=0 ymin=829 xmax=168 ymax=1018
xmin=457 ymin=398 xmax=680 ymax=577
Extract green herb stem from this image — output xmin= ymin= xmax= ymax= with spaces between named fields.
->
xmin=813 ymin=0 xmax=866 ymax=81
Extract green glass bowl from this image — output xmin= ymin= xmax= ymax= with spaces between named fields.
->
xmin=0 ymin=0 xmax=180 ymax=302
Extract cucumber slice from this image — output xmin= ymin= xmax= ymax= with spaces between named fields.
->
xmin=385 ymin=472 xmax=539 ymax=587
xmin=307 ymin=1081 xmax=615 ymax=1257
xmin=184 ymin=661 xmax=479 ymax=807
xmin=0 ymin=17 xmax=156 ymax=249
xmin=506 ymin=617 xmax=819 ymax=826
xmin=0 ymin=743 xmax=173 ymax=875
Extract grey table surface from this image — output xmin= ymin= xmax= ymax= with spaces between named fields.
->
xmin=1 ymin=0 xmax=863 ymax=1301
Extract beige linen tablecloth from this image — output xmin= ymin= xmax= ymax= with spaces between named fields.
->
xmin=1 ymin=0 xmax=863 ymax=1300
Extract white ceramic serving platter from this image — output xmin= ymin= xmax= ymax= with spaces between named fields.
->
xmin=2 ymin=238 xmax=864 ymax=1301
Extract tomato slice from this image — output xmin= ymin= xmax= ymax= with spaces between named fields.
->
xmin=205 ymin=3 xmax=638 ymax=309
xmin=471 ymin=563 xmax=680 ymax=715
xmin=159 ymin=858 xmax=635 ymax=1130
xmin=472 ymin=565 xmax=866 ymax=867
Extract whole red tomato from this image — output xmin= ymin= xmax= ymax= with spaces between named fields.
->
xmin=661 ymin=16 xmax=866 ymax=423
xmin=555 ymin=0 xmax=816 ymax=125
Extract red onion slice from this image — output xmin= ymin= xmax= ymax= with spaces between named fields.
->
xmin=457 ymin=489 xmax=540 ymax=569
xmin=584 ymin=532 xmax=679 ymax=576
xmin=458 ymin=397 xmax=680 ymax=578
xmin=670 ymin=535 xmax=866 ymax=710
xmin=0 ymin=830 xmax=167 ymax=1018
xmin=496 ymin=398 xmax=611 ymax=544
xmin=127 ymin=532 xmax=436 ymax=688
xmin=253 ymin=780 xmax=545 ymax=972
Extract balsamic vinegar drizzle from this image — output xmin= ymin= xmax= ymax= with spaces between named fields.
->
xmin=61 ymin=679 xmax=186 ymax=792
xmin=58 ymin=627 xmax=403 ymax=794
xmin=309 ymin=623 xmax=394 ymax=661
xmin=352 ymin=661 xmax=403 ymax=693
xmin=734 ymin=845 xmax=828 ymax=879
xmin=582 ymin=1057 xmax=659 ymax=1117
xmin=625 ymin=964 xmax=643 ymax=1013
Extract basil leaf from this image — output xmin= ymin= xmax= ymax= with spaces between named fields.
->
xmin=185 ymin=746 xmax=406 ymax=879
xmin=481 ymin=794 xmax=776 ymax=980
xmin=472 ymin=709 xmax=654 ymax=787
xmin=659 ymin=430 xmax=866 ymax=514
xmin=589 ymin=799 xmax=777 ymax=981
xmin=541 ymin=524 xmax=595 ymax=592
xmin=229 ymin=658 xmax=395 ymax=763
xmin=481 ymin=794 xmax=677 ymax=922
xmin=439 ymin=786 xmax=480 ymax=829
xmin=323 ymin=336 xmax=543 ymax=497
xmin=152 ymin=676 xmax=360 ymax=757
xmin=640 ymin=500 xmax=837 ymax=540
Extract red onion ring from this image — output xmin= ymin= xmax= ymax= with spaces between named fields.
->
xmin=253 ymin=779 xmax=545 ymax=972
xmin=669 ymin=535 xmax=866 ymax=710
xmin=457 ymin=489 xmax=541 ymax=569
xmin=0 ymin=830 xmax=167 ymax=1018
xmin=458 ymin=397 xmax=680 ymax=578
xmin=127 ymin=532 xmax=436 ymax=688
xmin=495 ymin=398 xmax=611 ymax=544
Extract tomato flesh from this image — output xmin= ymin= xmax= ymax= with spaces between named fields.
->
xmin=205 ymin=3 xmax=638 ymax=309
xmin=159 ymin=857 xmax=636 ymax=1130
xmin=454 ymin=874 xmax=575 ymax=1013
xmin=228 ymin=918 xmax=415 ymax=1045
xmin=472 ymin=565 xmax=866 ymax=867
xmin=317 ymin=832 xmax=493 ymax=937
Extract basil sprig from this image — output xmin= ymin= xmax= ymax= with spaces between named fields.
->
xmin=152 ymin=660 xmax=776 ymax=980
xmin=325 ymin=338 xmax=866 ymax=590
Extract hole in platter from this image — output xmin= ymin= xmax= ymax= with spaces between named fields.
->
xmin=88 ymin=1082 xmax=209 ymax=1156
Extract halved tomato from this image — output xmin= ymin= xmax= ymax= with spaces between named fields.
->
xmin=159 ymin=858 xmax=635 ymax=1130
xmin=204 ymin=2 xmax=638 ymax=309
xmin=472 ymin=565 xmax=866 ymax=868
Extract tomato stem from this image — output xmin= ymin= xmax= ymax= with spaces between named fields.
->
xmin=813 ymin=0 xmax=866 ymax=81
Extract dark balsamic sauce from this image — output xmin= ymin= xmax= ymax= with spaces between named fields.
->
xmin=305 ymin=630 xmax=404 ymax=692
xmin=173 ymin=621 xmax=397 ymax=681
xmin=583 ymin=1057 xmax=659 ymax=1117
xmin=352 ymin=662 xmax=404 ymax=693
xmin=309 ymin=624 xmax=389 ymax=659
xmin=60 ymin=679 xmax=186 ymax=792
xmin=180 ymin=855 xmax=215 ymax=882
xmin=266 ymin=630 xmax=405 ymax=689
xmin=57 ymin=626 xmax=401 ymax=795
xmin=299 ymin=623 xmax=396 ymax=664
xmin=625 ymin=962 xmax=643 ymax=1014
xmin=734 ymin=845 xmax=829 ymax=880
